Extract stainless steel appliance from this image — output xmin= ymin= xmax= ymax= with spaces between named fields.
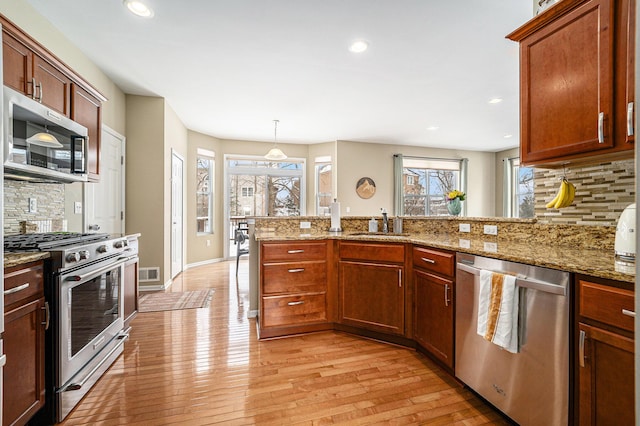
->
xmin=0 ymin=24 xmax=5 ymax=426
xmin=455 ymin=253 xmax=570 ymax=426
xmin=4 ymin=232 xmax=132 ymax=422
xmin=3 ymin=85 xmax=89 ymax=183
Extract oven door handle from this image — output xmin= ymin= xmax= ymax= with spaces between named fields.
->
xmin=64 ymin=258 xmax=128 ymax=282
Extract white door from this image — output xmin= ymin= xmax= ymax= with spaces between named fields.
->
xmin=171 ymin=151 xmax=184 ymax=278
xmin=85 ymin=126 xmax=125 ymax=234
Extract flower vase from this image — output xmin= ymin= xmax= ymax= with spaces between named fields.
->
xmin=447 ymin=198 xmax=462 ymax=216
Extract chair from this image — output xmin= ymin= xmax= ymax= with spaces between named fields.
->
xmin=234 ymin=227 xmax=249 ymax=275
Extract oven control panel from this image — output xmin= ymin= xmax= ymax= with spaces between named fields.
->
xmin=57 ymin=238 xmax=130 ymax=270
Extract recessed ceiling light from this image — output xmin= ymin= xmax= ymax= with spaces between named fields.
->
xmin=123 ymin=0 xmax=154 ymax=18
xmin=349 ymin=40 xmax=369 ymax=53
xmin=488 ymin=97 xmax=503 ymax=104
xmin=427 ymin=126 xmax=439 ymax=131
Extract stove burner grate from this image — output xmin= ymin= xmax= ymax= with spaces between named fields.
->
xmin=4 ymin=232 xmax=110 ymax=251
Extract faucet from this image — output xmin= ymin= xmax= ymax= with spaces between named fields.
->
xmin=381 ymin=208 xmax=389 ymax=233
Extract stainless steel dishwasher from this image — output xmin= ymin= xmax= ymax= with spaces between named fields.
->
xmin=455 ymin=253 xmax=570 ymax=426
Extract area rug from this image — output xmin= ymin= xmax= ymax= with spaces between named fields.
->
xmin=138 ymin=289 xmax=214 ymax=313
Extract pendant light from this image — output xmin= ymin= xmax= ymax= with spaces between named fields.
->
xmin=26 ymin=125 xmax=63 ymax=148
xmin=264 ymin=119 xmax=287 ymax=161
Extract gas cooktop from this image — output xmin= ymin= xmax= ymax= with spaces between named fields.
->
xmin=4 ymin=232 xmax=110 ymax=251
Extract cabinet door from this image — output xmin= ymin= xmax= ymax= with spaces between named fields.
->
xmin=123 ymin=260 xmax=138 ymax=327
xmin=519 ymin=0 xmax=615 ymax=164
xmin=2 ymin=31 xmax=33 ymax=97
xmin=339 ymin=261 xmax=404 ymax=335
xmin=615 ymin=0 xmax=635 ymax=145
xmin=72 ymin=84 xmax=102 ymax=181
xmin=32 ymin=54 xmax=71 ymax=116
xmin=578 ymin=323 xmax=635 ymax=425
xmin=414 ymin=270 xmax=454 ymax=368
xmin=3 ymin=298 xmax=46 ymax=426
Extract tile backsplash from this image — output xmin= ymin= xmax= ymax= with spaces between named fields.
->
xmin=534 ymin=159 xmax=635 ymax=226
xmin=4 ymin=180 xmax=65 ymax=234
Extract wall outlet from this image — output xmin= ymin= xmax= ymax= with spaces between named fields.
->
xmin=300 ymin=221 xmax=311 ymax=229
xmin=459 ymin=223 xmax=471 ymax=233
xmin=484 ymin=242 xmax=498 ymax=252
xmin=206 ymin=240 xmax=211 ymax=247
xmin=74 ymin=201 xmax=83 ymax=214
xmin=28 ymin=198 xmax=37 ymax=213
xmin=459 ymin=238 xmax=471 ymax=248
xmin=346 ymin=207 xmax=351 ymax=213
xmin=483 ymin=224 xmax=498 ymax=235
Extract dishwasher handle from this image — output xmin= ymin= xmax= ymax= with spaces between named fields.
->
xmin=456 ymin=262 xmax=566 ymax=296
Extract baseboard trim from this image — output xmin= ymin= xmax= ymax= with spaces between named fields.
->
xmin=139 ymin=279 xmax=172 ymax=292
xmin=185 ymin=257 xmax=225 ymax=270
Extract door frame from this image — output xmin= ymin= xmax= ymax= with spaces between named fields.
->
xmin=83 ymin=125 xmax=126 ymax=234
xmin=171 ymin=150 xmax=185 ymax=279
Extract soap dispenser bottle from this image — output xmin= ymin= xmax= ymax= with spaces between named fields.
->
xmin=368 ymin=217 xmax=378 ymax=233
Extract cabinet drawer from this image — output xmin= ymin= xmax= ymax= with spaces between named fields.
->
xmin=413 ymin=247 xmax=455 ymax=277
xmin=262 ymin=241 xmax=326 ymax=262
xmin=4 ymin=262 xmax=44 ymax=308
xmin=261 ymin=293 xmax=327 ymax=328
xmin=579 ymin=280 xmax=634 ymax=332
xmin=339 ymin=242 xmax=404 ymax=263
xmin=263 ymin=261 xmax=326 ymax=294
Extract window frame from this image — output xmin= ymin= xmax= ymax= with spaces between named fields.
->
xmin=315 ymin=157 xmax=332 ymax=216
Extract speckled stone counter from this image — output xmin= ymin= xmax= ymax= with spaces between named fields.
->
xmin=4 ymin=252 xmax=50 ymax=269
xmin=254 ymin=230 xmax=634 ymax=284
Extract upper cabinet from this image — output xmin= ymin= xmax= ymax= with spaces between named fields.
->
xmin=1 ymin=15 xmax=107 ymax=181
xmin=507 ymin=0 xmax=635 ymax=167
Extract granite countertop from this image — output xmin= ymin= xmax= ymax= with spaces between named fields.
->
xmin=4 ymin=252 xmax=51 ymax=269
xmin=254 ymin=230 xmax=635 ymax=284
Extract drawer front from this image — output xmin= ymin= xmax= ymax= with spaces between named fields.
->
xmin=339 ymin=242 xmax=405 ymax=263
xmin=4 ymin=262 xmax=44 ymax=308
xmin=262 ymin=241 xmax=327 ymax=262
xmin=261 ymin=293 xmax=327 ymax=328
xmin=413 ymin=247 xmax=455 ymax=277
xmin=263 ymin=261 xmax=326 ymax=294
xmin=580 ymin=280 xmax=635 ymax=332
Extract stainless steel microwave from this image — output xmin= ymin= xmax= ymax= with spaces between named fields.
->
xmin=3 ymin=85 xmax=89 ymax=183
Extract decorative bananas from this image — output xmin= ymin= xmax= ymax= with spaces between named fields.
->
xmin=546 ymin=178 xmax=576 ymax=209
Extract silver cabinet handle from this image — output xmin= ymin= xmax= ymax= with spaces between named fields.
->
xmin=421 ymin=257 xmax=436 ymax=264
xmin=287 ymin=301 xmax=304 ymax=306
xmin=579 ymin=330 xmax=586 ymax=368
xmin=288 ymin=268 xmax=305 ymax=273
xmin=598 ymin=112 xmax=605 ymax=143
xmin=444 ymin=284 xmax=450 ymax=307
xmin=42 ymin=301 xmax=50 ymax=330
xmin=398 ymin=269 xmax=402 ymax=288
xmin=37 ymin=82 xmax=43 ymax=102
xmin=627 ymin=102 xmax=635 ymax=137
xmin=622 ymin=309 xmax=636 ymax=318
xmin=30 ymin=78 xmax=36 ymax=99
xmin=287 ymin=249 xmax=304 ymax=254
xmin=4 ymin=282 xmax=30 ymax=295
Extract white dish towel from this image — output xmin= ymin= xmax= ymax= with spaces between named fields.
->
xmin=477 ymin=269 xmax=519 ymax=353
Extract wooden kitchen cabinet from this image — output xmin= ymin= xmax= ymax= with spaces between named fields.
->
xmin=338 ymin=242 xmax=406 ymax=336
xmin=413 ymin=247 xmax=455 ymax=369
xmin=259 ymin=240 xmax=331 ymax=338
xmin=576 ymin=276 xmax=635 ymax=425
xmin=3 ymin=261 xmax=46 ymax=426
xmin=123 ymin=258 xmax=139 ymax=329
xmin=0 ymin=15 xmax=106 ymax=180
xmin=507 ymin=0 xmax=635 ymax=167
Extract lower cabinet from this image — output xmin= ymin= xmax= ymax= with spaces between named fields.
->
xmin=3 ymin=261 xmax=46 ymax=426
xmin=339 ymin=260 xmax=404 ymax=335
xmin=413 ymin=269 xmax=454 ymax=368
xmin=123 ymin=257 xmax=139 ymax=328
xmin=576 ymin=277 xmax=635 ymax=425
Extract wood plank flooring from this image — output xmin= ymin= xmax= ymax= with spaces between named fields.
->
xmin=59 ymin=260 xmax=510 ymax=425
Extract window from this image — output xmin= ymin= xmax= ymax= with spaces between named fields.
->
xmin=241 ymin=187 xmax=254 ymax=197
xmin=315 ymin=156 xmax=332 ymax=216
xmin=196 ymin=149 xmax=215 ymax=234
xmin=394 ymin=155 xmax=467 ymax=216
xmin=505 ymin=157 xmax=534 ymax=218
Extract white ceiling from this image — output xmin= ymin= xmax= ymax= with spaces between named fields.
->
xmin=26 ymin=0 xmax=532 ymax=152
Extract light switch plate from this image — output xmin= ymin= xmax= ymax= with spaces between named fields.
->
xmin=484 ymin=242 xmax=498 ymax=252
xmin=483 ymin=225 xmax=498 ymax=235
xmin=28 ymin=198 xmax=37 ymax=213
xmin=300 ymin=221 xmax=311 ymax=229
xmin=459 ymin=223 xmax=470 ymax=233
xmin=74 ymin=201 xmax=82 ymax=214
xmin=459 ymin=238 xmax=471 ymax=248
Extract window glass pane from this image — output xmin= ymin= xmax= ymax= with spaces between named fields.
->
xmin=316 ymin=163 xmax=332 ymax=215
xmin=511 ymin=162 xmax=534 ymax=218
xmin=196 ymin=154 xmax=214 ymax=234
xmin=402 ymin=158 xmax=460 ymax=216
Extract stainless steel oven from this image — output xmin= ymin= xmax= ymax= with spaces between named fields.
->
xmin=56 ymin=255 xmax=129 ymax=420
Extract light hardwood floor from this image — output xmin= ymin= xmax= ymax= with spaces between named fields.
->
xmin=59 ymin=260 xmax=510 ymax=425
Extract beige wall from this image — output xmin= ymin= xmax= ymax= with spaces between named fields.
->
xmin=125 ymin=96 xmax=165 ymax=286
xmin=335 ymin=140 xmax=497 ymax=217
xmin=495 ymin=147 xmax=520 ymax=216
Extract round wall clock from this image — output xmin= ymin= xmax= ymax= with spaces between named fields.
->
xmin=356 ymin=177 xmax=376 ymax=199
